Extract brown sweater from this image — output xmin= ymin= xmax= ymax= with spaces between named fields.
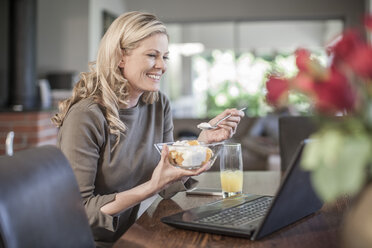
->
xmin=57 ymin=92 xmax=192 ymax=246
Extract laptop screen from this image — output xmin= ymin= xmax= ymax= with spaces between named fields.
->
xmin=253 ymin=140 xmax=323 ymax=239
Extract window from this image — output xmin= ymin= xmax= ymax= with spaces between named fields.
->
xmin=163 ymin=20 xmax=343 ymax=118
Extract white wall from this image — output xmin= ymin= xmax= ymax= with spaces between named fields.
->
xmin=37 ymin=0 xmax=90 ymax=75
xmin=182 ymin=22 xmax=235 ymax=51
xmin=172 ymin=20 xmax=342 ymax=54
xmin=238 ymin=20 xmax=343 ymax=54
xmin=89 ymin=0 xmax=127 ymax=61
xmin=37 ymin=0 xmax=365 ymax=78
xmin=124 ymin=0 xmax=365 ymax=28
xmin=37 ymin=0 xmax=127 ymax=77
xmin=124 ymin=0 xmax=363 ymax=61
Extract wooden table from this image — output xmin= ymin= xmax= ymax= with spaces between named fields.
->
xmin=114 ymin=171 xmax=349 ymax=248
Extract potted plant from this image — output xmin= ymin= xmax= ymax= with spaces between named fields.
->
xmin=265 ymin=15 xmax=372 ymax=247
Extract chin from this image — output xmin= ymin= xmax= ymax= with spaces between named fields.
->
xmin=132 ymin=84 xmax=160 ymax=94
xmin=148 ymin=84 xmax=161 ymax=92
xmin=147 ymin=88 xmax=160 ymax=93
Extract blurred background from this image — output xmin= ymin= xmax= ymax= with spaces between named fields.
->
xmin=0 ymin=0 xmax=370 ymax=169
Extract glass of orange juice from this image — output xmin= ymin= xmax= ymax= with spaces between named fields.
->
xmin=220 ymin=143 xmax=243 ymax=198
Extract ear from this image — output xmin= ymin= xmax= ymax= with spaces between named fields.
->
xmin=118 ymin=58 xmax=125 ymax=68
xmin=118 ymin=49 xmax=126 ymax=68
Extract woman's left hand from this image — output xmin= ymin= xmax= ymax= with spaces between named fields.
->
xmin=198 ymin=108 xmax=245 ymax=143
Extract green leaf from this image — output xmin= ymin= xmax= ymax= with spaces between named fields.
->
xmin=336 ymin=136 xmax=370 ymax=194
xmin=302 ymin=130 xmax=344 ymax=170
xmin=311 ymin=164 xmax=341 ymax=202
xmin=302 ymin=137 xmax=322 ymax=170
xmin=318 ymin=130 xmax=344 ymax=168
xmin=308 ymin=134 xmax=372 ymax=202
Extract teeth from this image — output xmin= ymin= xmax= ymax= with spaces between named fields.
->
xmin=148 ymin=74 xmax=160 ymax=80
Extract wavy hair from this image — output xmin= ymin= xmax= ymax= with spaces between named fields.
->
xmin=52 ymin=11 xmax=168 ymax=149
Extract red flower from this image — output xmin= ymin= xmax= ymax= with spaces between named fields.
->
xmin=346 ymin=44 xmax=372 ymax=79
xmin=295 ymin=48 xmax=311 ymax=72
xmin=292 ymin=72 xmax=315 ymax=93
xmin=265 ymin=76 xmax=289 ymax=107
xmin=265 ymin=14 xmax=368 ymax=119
xmin=312 ymin=69 xmax=356 ymax=114
xmin=364 ymin=15 xmax=372 ymax=31
xmin=330 ymin=30 xmax=362 ymax=66
xmin=295 ymin=48 xmax=327 ymax=80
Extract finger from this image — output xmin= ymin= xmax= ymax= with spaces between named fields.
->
xmin=161 ymin=144 xmax=169 ymax=163
xmin=218 ymin=123 xmax=234 ymax=132
xmin=216 ymin=113 xmax=242 ymax=127
xmin=184 ymin=164 xmax=208 ymax=177
xmin=217 ymin=124 xmax=234 ymax=138
xmin=222 ymin=108 xmax=245 ymax=118
xmin=203 ymin=161 xmax=213 ymax=171
xmin=210 ymin=109 xmax=233 ymax=124
xmin=223 ymin=108 xmax=241 ymax=116
xmin=181 ymin=163 xmax=207 ymax=177
xmin=196 ymin=161 xmax=212 ymax=175
xmin=228 ymin=115 xmax=242 ymax=122
xmin=227 ymin=121 xmax=238 ymax=133
xmin=220 ymin=109 xmax=233 ymax=117
xmin=217 ymin=120 xmax=238 ymax=130
xmin=234 ymin=109 xmax=245 ymax=117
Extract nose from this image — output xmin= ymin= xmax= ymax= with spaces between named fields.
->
xmin=154 ymin=57 xmax=167 ymax=72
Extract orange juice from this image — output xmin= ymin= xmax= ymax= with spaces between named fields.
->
xmin=220 ymin=170 xmax=243 ymax=193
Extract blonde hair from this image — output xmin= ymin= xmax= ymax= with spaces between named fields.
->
xmin=52 ymin=11 xmax=168 ymax=149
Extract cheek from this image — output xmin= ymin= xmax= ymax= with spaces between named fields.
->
xmin=123 ymin=68 xmax=137 ymax=82
xmin=123 ymin=58 xmax=157 ymax=80
xmin=146 ymin=59 xmax=156 ymax=69
xmin=123 ymin=62 xmax=139 ymax=77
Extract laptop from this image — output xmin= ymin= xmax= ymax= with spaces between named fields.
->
xmin=161 ymin=139 xmax=323 ymax=240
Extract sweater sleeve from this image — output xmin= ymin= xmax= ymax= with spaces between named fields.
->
xmin=58 ymin=106 xmax=119 ymax=232
xmin=158 ymin=178 xmax=199 ymax=199
xmin=162 ymin=92 xmax=174 ymax=143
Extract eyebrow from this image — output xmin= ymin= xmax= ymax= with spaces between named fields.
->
xmin=146 ymin=49 xmax=169 ymax=55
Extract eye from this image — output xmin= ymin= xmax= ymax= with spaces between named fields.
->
xmin=163 ymin=56 xmax=169 ymax=61
xmin=147 ymin=54 xmax=157 ymax=58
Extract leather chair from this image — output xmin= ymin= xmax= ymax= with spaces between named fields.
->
xmin=0 ymin=146 xmax=95 ymax=248
xmin=279 ymin=116 xmax=318 ymax=172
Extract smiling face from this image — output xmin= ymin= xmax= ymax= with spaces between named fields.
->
xmin=120 ymin=33 xmax=169 ymax=99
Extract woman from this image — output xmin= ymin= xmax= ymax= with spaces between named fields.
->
xmin=52 ymin=11 xmax=244 ymax=247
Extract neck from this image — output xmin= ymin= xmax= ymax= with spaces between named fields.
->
xmin=121 ymin=92 xmax=142 ymax=109
xmin=120 ymin=83 xmax=144 ymax=109
xmin=126 ymin=98 xmax=140 ymax=108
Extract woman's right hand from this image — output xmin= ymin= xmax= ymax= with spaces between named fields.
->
xmin=150 ymin=145 xmax=209 ymax=192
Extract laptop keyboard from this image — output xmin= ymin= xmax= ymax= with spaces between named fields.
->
xmin=196 ymin=196 xmax=273 ymax=227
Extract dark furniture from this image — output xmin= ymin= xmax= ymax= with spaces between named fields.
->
xmin=279 ymin=116 xmax=318 ymax=171
xmin=0 ymin=146 xmax=95 ymax=248
xmin=114 ymin=171 xmax=348 ymax=248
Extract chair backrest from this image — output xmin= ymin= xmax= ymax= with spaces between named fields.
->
xmin=279 ymin=116 xmax=318 ymax=172
xmin=0 ymin=146 xmax=95 ymax=248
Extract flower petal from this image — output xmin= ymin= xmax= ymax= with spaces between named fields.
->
xmin=347 ymin=44 xmax=372 ymax=79
xmin=295 ymin=48 xmax=311 ymax=72
xmin=364 ymin=15 xmax=372 ymax=31
xmin=265 ymin=76 xmax=289 ymax=107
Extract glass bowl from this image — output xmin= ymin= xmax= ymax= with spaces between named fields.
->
xmin=154 ymin=140 xmax=223 ymax=170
